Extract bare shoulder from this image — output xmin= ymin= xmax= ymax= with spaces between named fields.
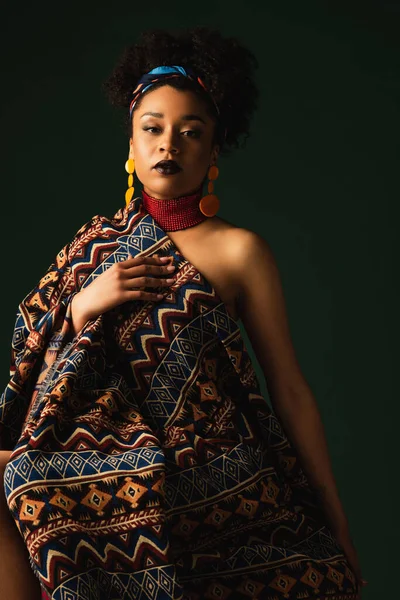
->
xmin=209 ymin=219 xmax=278 ymax=313
xmin=226 ymin=226 xmax=271 ymax=258
xmin=218 ymin=223 xmax=306 ymax=394
xmin=212 ymin=217 xmax=270 ymax=252
xmin=217 ymin=222 xmax=277 ymax=282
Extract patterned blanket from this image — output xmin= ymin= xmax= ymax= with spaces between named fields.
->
xmin=1 ymin=197 xmax=359 ymax=599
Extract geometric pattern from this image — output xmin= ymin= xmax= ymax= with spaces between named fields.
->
xmin=0 ymin=197 xmax=359 ymax=599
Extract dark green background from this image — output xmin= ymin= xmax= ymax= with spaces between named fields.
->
xmin=1 ymin=1 xmax=398 ymax=597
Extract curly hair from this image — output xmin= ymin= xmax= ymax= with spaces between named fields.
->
xmin=101 ymin=27 xmax=259 ymax=157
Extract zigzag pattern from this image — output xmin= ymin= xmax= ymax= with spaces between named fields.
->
xmin=1 ymin=197 xmax=359 ymax=599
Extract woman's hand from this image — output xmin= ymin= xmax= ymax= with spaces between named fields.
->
xmin=70 ymin=255 xmax=175 ymax=334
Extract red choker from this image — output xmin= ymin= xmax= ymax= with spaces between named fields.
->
xmin=141 ymin=187 xmax=207 ymax=232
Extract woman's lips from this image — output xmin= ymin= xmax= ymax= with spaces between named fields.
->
xmin=154 ymin=166 xmax=182 ymax=175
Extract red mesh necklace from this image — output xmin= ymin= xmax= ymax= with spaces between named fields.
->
xmin=141 ymin=187 xmax=207 ymax=231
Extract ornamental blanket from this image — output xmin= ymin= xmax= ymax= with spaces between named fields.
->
xmin=0 ymin=197 xmax=359 ymax=599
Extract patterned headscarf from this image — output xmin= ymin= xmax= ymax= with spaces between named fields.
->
xmin=129 ymin=65 xmax=220 ymax=120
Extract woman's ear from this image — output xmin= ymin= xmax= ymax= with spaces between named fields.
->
xmin=211 ymin=144 xmax=220 ymax=165
xmin=129 ymin=138 xmax=135 ymax=160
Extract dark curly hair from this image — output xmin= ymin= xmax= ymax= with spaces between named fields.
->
xmin=101 ymin=27 xmax=259 ymax=157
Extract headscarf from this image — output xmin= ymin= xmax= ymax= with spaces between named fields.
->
xmin=129 ymin=65 xmax=220 ymax=120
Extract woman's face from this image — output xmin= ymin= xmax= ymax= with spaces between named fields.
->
xmin=129 ymin=85 xmax=219 ymax=199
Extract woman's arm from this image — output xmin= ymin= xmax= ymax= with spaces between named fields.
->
xmin=70 ymin=293 xmax=89 ymax=337
xmin=229 ymin=229 xmax=349 ymax=532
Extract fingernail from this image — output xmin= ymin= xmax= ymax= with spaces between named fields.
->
xmin=159 ymin=257 xmax=169 ymax=262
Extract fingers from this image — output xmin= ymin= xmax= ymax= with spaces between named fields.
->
xmin=113 ymin=256 xmax=176 ymax=287
xmin=125 ymin=275 xmax=175 ymax=290
xmin=122 ymin=262 xmax=176 ymax=279
xmin=109 ymin=255 xmax=178 ymax=303
xmin=122 ymin=255 xmax=177 ymax=301
xmin=129 ymin=290 xmax=165 ymax=301
xmin=117 ymin=255 xmax=177 ymax=292
xmin=118 ymin=255 xmax=174 ymax=269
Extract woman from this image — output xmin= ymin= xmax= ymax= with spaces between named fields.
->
xmin=0 ymin=27 xmax=366 ymax=600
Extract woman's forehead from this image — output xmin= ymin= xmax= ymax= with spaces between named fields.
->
xmin=135 ymin=85 xmax=210 ymax=118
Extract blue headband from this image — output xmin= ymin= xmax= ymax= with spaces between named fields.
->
xmin=129 ymin=65 xmax=220 ymax=120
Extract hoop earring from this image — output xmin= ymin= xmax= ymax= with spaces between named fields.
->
xmin=125 ymin=158 xmax=135 ymax=207
xmin=199 ymin=165 xmax=220 ymax=217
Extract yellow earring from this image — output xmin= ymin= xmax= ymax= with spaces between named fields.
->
xmin=199 ymin=165 xmax=220 ymax=217
xmin=125 ymin=158 xmax=135 ymax=207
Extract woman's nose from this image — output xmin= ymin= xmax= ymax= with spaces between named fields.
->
xmin=159 ymin=130 xmax=180 ymax=153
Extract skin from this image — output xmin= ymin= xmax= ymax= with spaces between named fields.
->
xmin=0 ymin=450 xmax=42 ymax=600
xmin=1 ymin=84 xmax=366 ymax=598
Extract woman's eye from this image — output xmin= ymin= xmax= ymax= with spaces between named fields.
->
xmin=143 ymin=127 xmax=201 ymax=138
xmin=183 ymin=130 xmax=201 ymax=138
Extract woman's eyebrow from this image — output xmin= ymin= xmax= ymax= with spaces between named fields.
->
xmin=140 ymin=111 xmax=206 ymax=124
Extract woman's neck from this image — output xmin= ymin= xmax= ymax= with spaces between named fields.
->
xmin=141 ymin=186 xmax=207 ymax=232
